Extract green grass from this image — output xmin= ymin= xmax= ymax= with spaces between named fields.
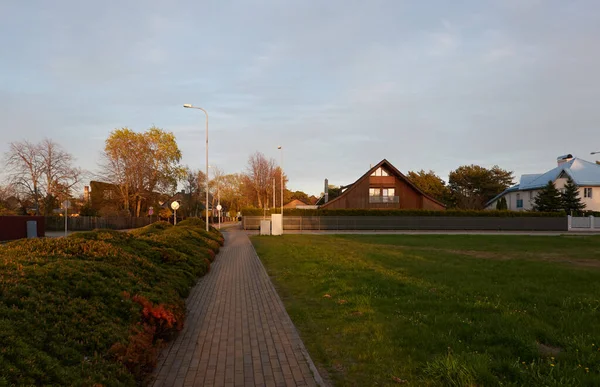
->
xmin=251 ymin=234 xmax=600 ymax=386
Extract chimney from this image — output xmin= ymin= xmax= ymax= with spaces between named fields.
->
xmin=324 ymin=178 xmax=329 ymax=203
xmin=557 ymin=154 xmax=573 ymax=166
xmin=84 ymin=186 xmax=90 ymax=202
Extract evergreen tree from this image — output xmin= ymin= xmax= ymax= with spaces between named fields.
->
xmin=533 ymin=181 xmax=563 ymax=212
xmin=495 ymin=196 xmax=508 ymax=210
xmin=561 ymin=177 xmax=585 ymax=214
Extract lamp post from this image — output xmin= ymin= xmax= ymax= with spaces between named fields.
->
xmin=171 ymin=200 xmax=180 ymax=226
xmin=277 ymin=146 xmax=283 ymax=215
xmin=183 ymin=104 xmax=209 ymax=231
xmin=591 ymin=151 xmax=600 ymax=155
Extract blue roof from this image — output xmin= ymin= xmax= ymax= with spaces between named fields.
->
xmin=486 ymin=157 xmax=600 ymax=206
xmin=518 ymin=158 xmax=600 ymax=190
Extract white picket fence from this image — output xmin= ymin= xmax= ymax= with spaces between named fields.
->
xmin=568 ymin=215 xmax=600 ymax=230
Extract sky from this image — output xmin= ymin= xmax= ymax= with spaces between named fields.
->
xmin=1 ymin=0 xmax=600 ymax=196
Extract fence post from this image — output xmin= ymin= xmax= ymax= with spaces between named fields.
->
xmin=567 ymin=215 xmax=572 ymax=230
xmin=590 ymin=215 xmax=595 ymax=229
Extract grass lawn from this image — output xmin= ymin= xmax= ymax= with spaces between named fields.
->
xmin=251 ymin=234 xmax=600 ymax=386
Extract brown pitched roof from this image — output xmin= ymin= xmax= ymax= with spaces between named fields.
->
xmin=321 ymin=159 xmax=447 ymax=208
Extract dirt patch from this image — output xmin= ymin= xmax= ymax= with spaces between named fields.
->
xmin=537 ymin=342 xmax=562 ymax=357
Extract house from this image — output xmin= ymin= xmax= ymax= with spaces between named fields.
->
xmin=486 ymin=154 xmax=600 ymax=211
xmin=283 ymin=199 xmax=308 ymax=209
xmin=283 ymin=199 xmax=319 ymax=210
xmin=319 ymin=159 xmax=446 ymax=210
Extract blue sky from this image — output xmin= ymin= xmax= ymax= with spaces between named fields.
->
xmin=1 ymin=0 xmax=600 ymax=196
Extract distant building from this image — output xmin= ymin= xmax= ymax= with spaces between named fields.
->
xmin=319 ymin=159 xmax=445 ymax=210
xmin=486 ymin=154 xmax=600 ymax=211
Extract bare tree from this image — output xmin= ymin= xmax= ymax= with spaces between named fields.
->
xmin=4 ymin=141 xmax=44 ymax=214
xmin=243 ymin=152 xmax=288 ymax=209
xmin=4 ymin=139 xmax=82 ymax=215
xmin=39 ymin=139 xmax=82 ymax=214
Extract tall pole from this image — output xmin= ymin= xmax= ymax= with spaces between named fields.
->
xmin=273 ymin=178 xmax=275 ymax=210
xmin=64 ymin=201 xmax=68 ymax=237
xmin=205 ymin=110 xmax=209 ymax=232
xmin=184 ymin=104 xmax=209 ymax=231
xmin=278 ymin=146 xmax=283 ymax=215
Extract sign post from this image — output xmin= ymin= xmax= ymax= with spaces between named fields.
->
xmin=216 ymin=204 xmax=222 ymax=229
xmin=62 ymin=200 xmax=70 ymax=237
xmin=171 ymin=201 xmax=180 ymax=225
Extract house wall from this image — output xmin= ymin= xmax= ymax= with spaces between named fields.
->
xmin=488 ymin=184 xmax=600 ymax=212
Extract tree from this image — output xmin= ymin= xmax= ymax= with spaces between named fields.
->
xmin=561 ymin=177 xmax=585 ymax=214
xmin=448 ymin=165 xmax=514 ymax=210
xmin=289 ymin=190 xmax=311 ymax=204
xmin=242 ymin=152 xmax=287 ymax=209
xmin=326 ymin=185 xmax=342 ymax=201
xmin=180 ymin=166 xmax=207 ymax=217
xmin=495 ymin=196 xmax=508 ymax=210
xmin=4 ymin=139 xmax=82 ymax=215
xmin=407 ymin=170 xmax=452 ymax=206
xmin=219 ymin=173 xmax=251 ymax=216
xmin=99 ymin=127 xmax=183 ymax=217
xmin=533 ymin=181 xmax=563 ymax=212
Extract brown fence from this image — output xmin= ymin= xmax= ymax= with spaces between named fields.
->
xmin=0 ymin=216 xmax=46 ymax=241
xmin=242 ymin=216 xmax=568 ymax=232
xmin=45 ymin=216 xmax=156 ymax=231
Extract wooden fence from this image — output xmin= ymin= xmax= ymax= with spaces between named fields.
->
xmin=45 ymin=216 xmax=156 ymax=231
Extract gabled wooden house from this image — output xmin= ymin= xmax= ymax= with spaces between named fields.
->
xmin=320 ymin=159 xmax=446 ymax=210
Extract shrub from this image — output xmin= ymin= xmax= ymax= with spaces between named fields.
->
xmin=241 ymin=208 xmax=565 ymax=217
xmin=0 ymin=221 xmax=222 ymax=385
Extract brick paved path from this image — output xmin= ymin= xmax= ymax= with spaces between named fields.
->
xmin=152 ymin=227 xmax=324 ymax=387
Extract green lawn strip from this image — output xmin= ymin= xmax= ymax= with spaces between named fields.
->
xmin=252 ymin=235 xmax=600 ymax=386
xmin=0 ymin=219 xmax=222 ymax=386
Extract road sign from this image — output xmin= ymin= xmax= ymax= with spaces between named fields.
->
xmin=148 ymin=206 xmax=154 ymax=215
xmin=171 ymin=201 xmax=180 ymax=210
xmin=216 ymin=204 xmax=222 ymax=211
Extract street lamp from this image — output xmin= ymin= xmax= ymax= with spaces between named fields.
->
xmin=183 ymin=104 xmax=209 ymax=231
xmin=278 ymin=146 xmax=283 ymax=215
xmin=209 ymin=165 xmax=222 ymax=229
xmin=591 ymin=151 xmax=600 ymax=155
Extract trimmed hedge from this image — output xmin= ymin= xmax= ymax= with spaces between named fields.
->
xmin=0 ymin=219 xmax=222 ymax=386
xmin=241 ymin=208 xmax=566 ymax=217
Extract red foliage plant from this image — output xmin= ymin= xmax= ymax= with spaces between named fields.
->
xmin=111 ymin=292 xmax=185 ymax=378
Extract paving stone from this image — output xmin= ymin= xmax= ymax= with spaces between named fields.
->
xmin=151 ymin=227 xmax=324 ymax=386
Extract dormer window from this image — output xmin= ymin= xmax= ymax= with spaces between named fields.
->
xmin=371 ymin=167 xmax=389 ymax=177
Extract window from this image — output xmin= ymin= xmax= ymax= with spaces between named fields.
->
xmin=382 ymin=188 xmax=395 ymax=197
xmin=584 ymin=188 xmax=593 ymax=198
xmin=369 ymin=188 xmax=380 ymax=196
xmin=516 ymin=193 xmax=523 ymax=208
xmin=370 ymin=167 xmax=389 ymax=177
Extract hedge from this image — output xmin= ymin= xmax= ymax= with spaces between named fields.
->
xmin=241 ymin=208 xmax=566 ymax=217
xmin=0 ymin=218 xmax=221 ymax=386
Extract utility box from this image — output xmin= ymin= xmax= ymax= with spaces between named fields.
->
xmin=26 ymin=221 xmax=38 ymax=238
xmin=260 ymin=220 xmax=271 ymax=235
xmin=271 ymin=214 xmax=283 ymax=235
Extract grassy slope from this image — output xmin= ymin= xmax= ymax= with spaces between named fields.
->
xmin=252 ymin=234 xmax=600 ymax=386
xmin=0 ymin=220 xmax=222 ymax=386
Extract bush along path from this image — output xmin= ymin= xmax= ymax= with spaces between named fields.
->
xmin=0 ymin=218 xmax=223 ymax=386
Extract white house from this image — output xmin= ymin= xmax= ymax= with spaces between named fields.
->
xmin=486 ymin=154 xmax=600 ymax=212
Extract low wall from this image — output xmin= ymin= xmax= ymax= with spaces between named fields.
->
xmin=0 ymin=216 xmax=46 ymax=241
xmin=242 ymin=216 xmax=568 ymax=232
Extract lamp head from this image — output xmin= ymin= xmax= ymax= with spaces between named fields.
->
xmin=277 ymin=146 xmax=282 ymax=149
xmin=183 ymin=104 xmax=192 ymax=108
